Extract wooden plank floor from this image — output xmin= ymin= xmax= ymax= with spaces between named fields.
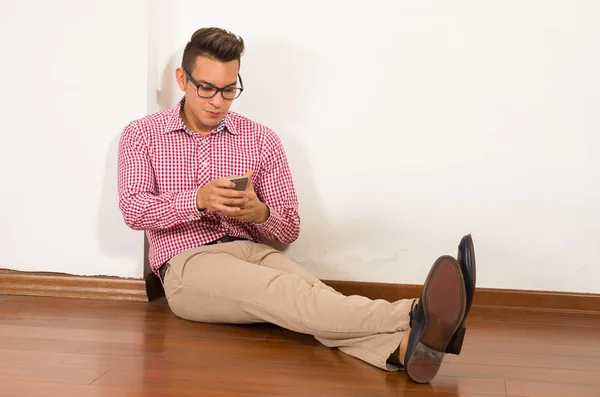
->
xmin=1 ymin=295 xmax=599 ymax=397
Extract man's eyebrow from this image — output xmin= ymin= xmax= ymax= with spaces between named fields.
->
xmin=198 ymin=79 xmax=238 ymax=87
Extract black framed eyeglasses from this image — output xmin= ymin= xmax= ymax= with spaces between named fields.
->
xmin=183 ymin=68 xmax=244 ymax=100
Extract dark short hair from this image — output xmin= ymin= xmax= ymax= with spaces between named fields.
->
xmin=181 ymin=27 xmax=245 ymax=71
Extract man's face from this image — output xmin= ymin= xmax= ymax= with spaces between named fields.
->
xmin=176 ymin=55 xmax=240 ymax=132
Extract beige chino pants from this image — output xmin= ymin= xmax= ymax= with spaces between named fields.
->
xmin=162 ymin=240 xmax=414 ymax=371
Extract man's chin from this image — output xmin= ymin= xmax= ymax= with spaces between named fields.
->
xmin=201 ymin=118 xmax=221 ymax=127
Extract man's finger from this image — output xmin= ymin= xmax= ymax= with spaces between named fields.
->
xmin=217 ymin=188 xmax=247 ymax=199
xmin=214 ymin=203 xmax=241 ymax=215
xmin=243 ymin=170 xmax=254 ymax=191
xmin=214 ymin=178 xmax=237 ymax=189
xmin=220 ymin=197 xmax=249 ymax=207
xmin=226 ymin=208 xmax=251 ymax=218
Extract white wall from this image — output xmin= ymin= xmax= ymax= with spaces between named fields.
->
xmin=1 ymin=1 xmax=599 ymax=293
xmin=0 ymin=0 xmax=148 ymax=278
xmin=156 ymin=0 xmax=600 ymax=293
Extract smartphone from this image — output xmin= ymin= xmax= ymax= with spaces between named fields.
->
xmin=228 ymin=176 xmax=248 ymax=191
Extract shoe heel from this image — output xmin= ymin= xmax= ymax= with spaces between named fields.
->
xmin=446 ymin=326 xmax=466 ymax=354
xmin=406 ymin=341 xmax=445 ymax=384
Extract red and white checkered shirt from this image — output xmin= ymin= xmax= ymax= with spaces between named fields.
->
xmin=117 ymin=97 xmax=300 ymax=274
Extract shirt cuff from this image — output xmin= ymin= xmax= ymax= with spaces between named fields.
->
xmin=175 ymin=188 xmax=204 ymax=222
xmin=254 ymin=204 xmax=281 ymax=237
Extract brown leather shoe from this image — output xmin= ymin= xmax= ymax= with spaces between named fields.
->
xmin=404 ymin=255 xmax=467 ymax=383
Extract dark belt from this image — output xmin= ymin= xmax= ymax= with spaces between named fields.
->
xmin=158 ymin=235 xmax=246 ymax=281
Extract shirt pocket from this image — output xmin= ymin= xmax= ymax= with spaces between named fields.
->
xmin=211 ymin=140 xmax=260 ymax=180
xmin=152 ymin=139 xmax=199 ymax=192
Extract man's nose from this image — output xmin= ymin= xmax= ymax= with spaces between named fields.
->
xmin=210 ymin=92 xmax=224 ymax=107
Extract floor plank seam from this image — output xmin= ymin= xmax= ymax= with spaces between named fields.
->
xmin=470 ymin=320 xmax=599 ymax=328
xmin=473 ymin=304 xmax=600 ymax=316
xmin=87 ymin=370 xmax=108 ymax=386
xmin=450 ymin=361 xmax=600 ymax=372
xmin=440 ymin=374 xmax=600 ymax=388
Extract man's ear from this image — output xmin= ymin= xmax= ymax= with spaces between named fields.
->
xmin=175 ymin=68 xmax=186 ymax=91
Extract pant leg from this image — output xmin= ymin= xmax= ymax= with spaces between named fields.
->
xmin=241 ymin=241 xmax=342 ymax=295
xmin=243 ymin=241 xmax=413 ymax=371
xmin=162 ymin=241 xmax=413 ymax=371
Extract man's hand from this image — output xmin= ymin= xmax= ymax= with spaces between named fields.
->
xmin=224 ymin=171 xmax=270 ymax=224
xmin=196 ymin=176 xmax=249 ymax=214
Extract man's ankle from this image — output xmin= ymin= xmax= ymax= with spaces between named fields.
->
xmin=386 ymin=346 xmax=403 ymax=366
xmin=387 ymin=330 xmax=411 ymax=366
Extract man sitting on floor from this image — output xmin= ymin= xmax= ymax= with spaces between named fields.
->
xmin=117 ymin=26 xmax=476 ymax=384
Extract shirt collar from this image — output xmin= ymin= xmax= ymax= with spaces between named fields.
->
xmin=162 ymin=96 xmax=237 ymax=135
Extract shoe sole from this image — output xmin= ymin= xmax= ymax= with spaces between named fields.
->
xmin=460 ymin=234 xmax=476 ymax=313
xmin=447 ymin=234 xmax=477 ymax=354
xmin=406 ymin=255 xmax=467 ymax=383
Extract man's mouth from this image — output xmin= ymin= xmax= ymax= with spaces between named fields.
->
xmin=206 ymin=110 xmax=220 ymax=118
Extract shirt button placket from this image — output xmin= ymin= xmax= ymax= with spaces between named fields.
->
xmin=199 ymin=137 xmax=210 ymax=186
